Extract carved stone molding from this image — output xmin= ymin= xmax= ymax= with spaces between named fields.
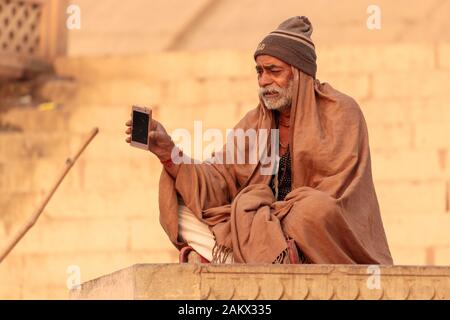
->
xmin=71 ymin=264 xmax=450 ymax=300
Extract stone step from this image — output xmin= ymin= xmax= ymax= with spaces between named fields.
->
xmin=55 ymin=51 xmax=255 ymax=83
xmin=0 ymin=185 xmax=159 ymax=223
xmin=372 ymin=150 xmax=450 ymax=181
xmin=389 ymin=244 xmax=450 ymax=266
xmin=432 ymin=246 xmax=450 ymax=266
xmin=0 ymin=106 xmax=70 ymax=133
xmin=0 ymin=132 xmax=70 ymax=161
xmin=367 ymin=123 xmax=414 ymax=151
xmin=0 ymin=152 xmax=162 ymax=192
xmin=360 ymin=97 xmax=450 ymax=126
xmin=366 ymin=124 xmax=450 ymax=152
xmin=316 ymin=43 xmax=436 ymax=75
xmin=441 ymin=43 xmax=450 ymax=69
xmin=383 ymin=213 xmax=450 ymax=248
xmin=376 ymin=180 xmax=448 ymax=214
xmin=68 ymin=80 xmax=164 ymax=107
xmin=0 ymin=254 xmax=23 ymax=299
xmin=389 ymin=245 xmax=428 ymax=266
xmin=415 ymin=123 xmax=450 ymax=150
xmin=67 ymin=104 xmax=150 ymax=135
xmin=0 ymin=249 xmax=178 ymax=299
xmin=372 ymin=70 xmax=450 ymax=100
xmin=0 ymin=131 xmax=153 ymax=164
xmin=66 ymin=104 xmax=249 ymax=158
xmin=2 ymin=217 xmax=125 ymax=255
xmin=65 ymin=77 xmax=258 ymax=112
xmin=3 ymin=216 xmax=172 ymax=255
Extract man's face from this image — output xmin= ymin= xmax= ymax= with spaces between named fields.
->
xmin=256 ymin=55 xmax=294 ymax=111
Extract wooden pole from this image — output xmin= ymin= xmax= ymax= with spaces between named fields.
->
xmin=0 ymin=127 xmax=99 ymax=263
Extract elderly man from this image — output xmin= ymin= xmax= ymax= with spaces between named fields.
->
xmin=125 ymin=16 xmax=393 ymax=265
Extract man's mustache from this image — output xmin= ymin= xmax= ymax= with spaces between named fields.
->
xmin=259 ymin=85 xmax=283 ymax=96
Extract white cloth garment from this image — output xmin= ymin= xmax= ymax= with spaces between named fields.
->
xmin=177 ymin=197 xmax=233 ymax=263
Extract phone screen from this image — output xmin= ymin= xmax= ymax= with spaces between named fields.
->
xmin=132 ymin=110 xmax=149 ymax=145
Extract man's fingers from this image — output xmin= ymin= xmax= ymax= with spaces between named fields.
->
xmin=148 ymin=130 xmax=159 ymax=141
xmin=125 ymin=119 xmax=132 ymax=143
xmin=148 ymin=130 xmax=168 ymax=143
xmin=149 ymin=119 xmax=158 ymax=131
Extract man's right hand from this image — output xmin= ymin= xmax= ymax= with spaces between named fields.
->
xmin=125 ymin=118 xmax=175 ymax=162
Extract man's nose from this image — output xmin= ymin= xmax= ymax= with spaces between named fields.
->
xmin=258 ymin=72 xmax=273 ymax=87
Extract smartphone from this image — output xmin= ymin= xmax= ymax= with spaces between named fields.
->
xmin=130 ymin=105 xmax=152 ymax=150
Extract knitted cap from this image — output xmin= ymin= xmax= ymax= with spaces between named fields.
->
xmin=254 ymin=16 xmax=317 ymax=78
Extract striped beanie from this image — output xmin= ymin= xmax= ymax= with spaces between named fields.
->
xmin=254 ymin=16 xmax=317 ymax=79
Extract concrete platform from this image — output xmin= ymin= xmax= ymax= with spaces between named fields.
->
xmin=70 ymin=264 xmax=450 ymax=300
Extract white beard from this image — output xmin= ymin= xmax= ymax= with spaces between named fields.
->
xmin=259 ymin=79 xmax=294 ymax=111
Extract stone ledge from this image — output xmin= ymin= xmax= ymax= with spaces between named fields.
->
xmin=70 ymin=264 xmax=450 ymax=300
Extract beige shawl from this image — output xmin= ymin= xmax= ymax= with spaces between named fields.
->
xmin=158 ymin=68 xmax=393 ymax=265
